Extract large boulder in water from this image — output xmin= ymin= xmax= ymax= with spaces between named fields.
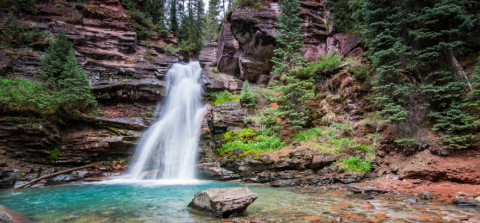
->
xmin=0 ymin=205 xmax=34 ymax=223
xmin=188 ymin=187 xmax=258 ymax=217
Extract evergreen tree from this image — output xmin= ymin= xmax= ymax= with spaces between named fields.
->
xmin=40 ymin=32 xmax=96 ymax=111
xmin=271 ymin=0 xmax=304 ymax=76
xmin=241 ymin=81 xmax=257 ymax=107
xmin=269 ymin=0 xmax=313 ymax=131
xmin=170 ymin=0 xmax=179 ymax=31
xmin=363 ymin=0 xmax=476 ymax=148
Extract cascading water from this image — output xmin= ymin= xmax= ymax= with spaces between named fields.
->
xmin=129 ymin=61 xmax=205 ymax=180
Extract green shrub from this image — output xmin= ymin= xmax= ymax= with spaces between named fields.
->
xmin=348 ymin=65 xmax=369 ymax=82
xmin=209 ymin=90 xmax=241 ymax=105
xmin=335 ymin=156 xmax=371 ymax=172
xmin=162 ymin=43 xmax=179 ymax=54
xmin=49 ymin=148 xmax=61 ymax=163
xmin=218 ymin=134 xmax=285 ymax=155
xmin=241 ymin=81 xmax=257 ymax=107
xmin=295 ymin=53 xmax=343 ymax=79
xmin=394 ymin=138 xmax=417 ymax=147
xmin=210 ymin=68 xmax=220 ymax=73
xmin=293 ymin=127 xmax=322 ymax=141
xmin=14 ymin=0 xmax=36 ymax=13
xmin=0 ymin=78 xmax=59 ymax=112
xmin=1 ymin=16 xmax=49 ymax=46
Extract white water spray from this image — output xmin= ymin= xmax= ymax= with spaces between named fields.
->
xmin=129 ymin=62 xmax=205 ymax=180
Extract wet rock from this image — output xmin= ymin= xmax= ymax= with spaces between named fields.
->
xmin=270 ymin=179 xmax=299 ymax=187
xmin=188 ymin=187 xmax=258 ymax=217
xmin=210 ymin=102 xmax=247 ymax=134
xmin=309 ymin=155 xmax=337 ymax=169
xmin=201 ymin=167 xmax=240 ymax=181
xmin=404 ymin=197 xmax=417 ymax=203
xmin=453 ymin=192 xmax=480 ymax=207
xmin=336 ymin=172 xmax=364 ymax=184
xmin=418 ymin=190 xmax=433 ymax=200
xmin=0 ymin=205 xmax=34 ymax=223
xmin=346 ymin=185 xmax=388 ymax=194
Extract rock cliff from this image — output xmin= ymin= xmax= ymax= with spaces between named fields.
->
xmin=198 ymin=0 xmax=364 ymax=91
xmin=0 ymin=0 xmax=178 ymax=188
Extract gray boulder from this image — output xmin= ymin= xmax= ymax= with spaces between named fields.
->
xmin=188 ymin=187 xmax=258 ymax=217
xmin=0 ymin=205 xmax=34 ymax=223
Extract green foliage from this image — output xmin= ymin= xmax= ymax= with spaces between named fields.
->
xmin=209 ymin=90 xmax=241 ymax=105
xmin=217 ymin=134 xmax=285 ymax=156
xmin=13 ymin=0 xmax=36 ymax=13
xmin=123 ymin=0 xmax=169 ymax=39
xmin=269 ymin=75 xmax=314 ymax=130
xmin=394 ymin=138 xmax=417 ymax=147
xmin=294 ymin=53 xmax=343 ymax=79
xmin=162 ymin=44 xmax=179 ymax=53
xmin=363 ymin=0 xmax=476 ymax=149
xmin=241 ymin=81 xmax=257 ymax=107
xmin=224 ymin=128 xmax=257 ymax=143
xmin=40 ymin=32 xmax=96 ymax=111
xmin=87 ymin=109 xmax=104 ymax=117
xmin=232 ymin=0 xmax=265 ymax=8
xmin=348 ymin=65 xmax=369 ymax=82
xmin=271 ymin=0 xmax=304 ymax=76
xmin=465 ymin=56 xmax=480 ymax=111
xmin=327 ymin=0 xmax=364 ymax=32
xmin=210 ymin=68 xmax=220 ymax=73
xmin=293 ymin=127 xmax=322 ymax=141
xmin=0 ymin=78 xmax=58 ymax=112
xmin=0 ymin=15 xmax=49 ymax=46
xmin=335 ymin=156 xmax=371 ymax=172
xmin=49 ymin=148 xmax=61 ymax=163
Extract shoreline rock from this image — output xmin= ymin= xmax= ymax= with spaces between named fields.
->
xmin=0 ymin=205 xmax=34 ymax=223
xmin=188 ymin=187 xmax=258 ymax=217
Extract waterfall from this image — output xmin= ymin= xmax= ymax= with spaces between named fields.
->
xmin=129 ymin=61 xmax=205 ymax=180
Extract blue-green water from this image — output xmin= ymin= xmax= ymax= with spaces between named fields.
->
xmin=1 ymin=180 xmax=479 ymax=222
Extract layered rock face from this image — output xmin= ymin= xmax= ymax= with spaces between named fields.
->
xmin=0 ymin=0 xmax=178 ymax=187
xmin=198 ymin=0 xmax=364 ymax=90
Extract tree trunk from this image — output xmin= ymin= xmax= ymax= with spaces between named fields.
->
xmin=13 ymin=164 xmax=96 ymax=190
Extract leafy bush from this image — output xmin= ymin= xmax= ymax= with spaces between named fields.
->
xmin=209 ymin=90 xmax=241 ymax=105
xmin=294 ymin=127 xmax=322 ymax=141
xmin=14 ymin=0 xmax=36 ymax=13
xmin=335 ymin=156 xmax=371 ymax=172
xmin=1 ymin=16 xmax=49 ymax=46
xmin=49 ymin=148 xmax=61 ymax=163
xmin=218 ymin=134 xmax=285 ymax=155
xmin=224 ymin=128 xmax=257 ymax=143
xmin=0 ymin=78 xmax=58 ymax=112
xmin=348 ymin=65 xmax=369 ymax=82
xmin=241 ymin=81 xmax=257 ymax=107
xmin=295 ymin=53 xmax=343 ymax=79
xmin=210 ymin=68 xmax=220 ymax=73
xmin=161 ymin=43 xmax=179 ymax=54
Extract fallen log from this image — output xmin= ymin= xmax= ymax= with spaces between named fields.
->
xmin=13 ymin=164 xmax=95 ymax=189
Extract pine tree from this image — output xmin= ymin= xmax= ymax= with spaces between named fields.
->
xmin=241 ymin=81 xmax=257 ymax=107
xmin=269 ymin=0 xmax=313 ymax=131
xmin=363 ymin=0 xmax=475 ymax=149
xmin=40 ymin=32 xmax=96 ymax=111
xmin=271 ymin=0 xmax=304 ymax=76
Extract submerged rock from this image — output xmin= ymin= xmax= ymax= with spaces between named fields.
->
xmin=0 ymin=205 xmax=34 ymax=223
xmin=188 ymin=187 xmax=258 ymax=217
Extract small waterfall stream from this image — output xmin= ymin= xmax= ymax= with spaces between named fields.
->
xmin=129 ymin=61 xmax=205 ymax=180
